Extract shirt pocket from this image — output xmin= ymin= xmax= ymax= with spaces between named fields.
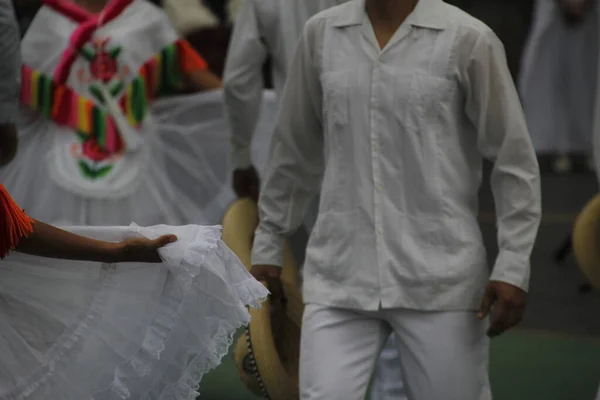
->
xmin=392 ymin=73 xmax=453 ymax=216
xmin=320 ymin=70 xmax=354 ymax=212
xmin=321 ymin=70 xmax=350 ymax=134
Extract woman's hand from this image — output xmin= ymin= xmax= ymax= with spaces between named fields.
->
xmin=115 ymin=235 xmax=178 ymax=263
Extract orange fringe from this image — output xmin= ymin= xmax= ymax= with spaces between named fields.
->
xmin=0 ymin=185 xmax=34 ymax=259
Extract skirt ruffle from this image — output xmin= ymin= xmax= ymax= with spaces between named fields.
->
xmin=0 ymin=224 xmax=268 ymax=400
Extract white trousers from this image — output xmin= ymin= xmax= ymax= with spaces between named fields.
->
xmin=370 ymin=335 xmax=407 ymax=400
xmin=299 ymin=303 xmax=491 ymax=400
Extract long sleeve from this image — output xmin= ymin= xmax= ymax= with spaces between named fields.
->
xmin=0 ymin=0 xmax=21 ymax=124
xmin=223 ymin=0 xmax=268 ymax=169
xmin=462 ymin=28 xmax=542 ymax=291
xmin=250 ymin=23 xmax=324 ymax=267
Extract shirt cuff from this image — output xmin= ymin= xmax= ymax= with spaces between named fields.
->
xmin=489 ymin=249 xmax=531 ymax=292
xmin=231 ymin=147 xmax=253 ymax=170
xmin=251 ymin=229 xmax=285 ymax=267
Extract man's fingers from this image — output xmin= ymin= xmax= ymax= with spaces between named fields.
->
xmin=477 ymin=287 xmax=495 ymax=319
xmin=487 ymin=301 xmax=509 ymax=337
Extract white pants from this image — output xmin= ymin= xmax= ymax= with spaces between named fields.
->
xmin=370 ymin=335 xmax=407 ymax=400
xmin=299 ymin=303 xmax=491 ymax=400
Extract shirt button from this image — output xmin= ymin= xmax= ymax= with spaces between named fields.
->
xmin=376 ymin=184 xmax=383 ymax=192
xmin=377 ymin=227 xmax=383 ymax=235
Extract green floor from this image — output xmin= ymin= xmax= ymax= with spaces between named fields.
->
xmin=198 ymin=329 xmax=600 ymax=400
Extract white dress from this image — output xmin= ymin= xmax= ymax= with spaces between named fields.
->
xmin=519 ymin=0 xmax=599 ymax=155
xmin=0 ymin=0 xmax=277 ymax=227
xmin=0 ymin=223 xmax=268 ymax=399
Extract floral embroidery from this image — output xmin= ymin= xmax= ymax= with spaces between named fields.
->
xmin=75 ymin=36 xmax=129 ymax=179
xmin=77 ymin=38 xmax=128 ymax=84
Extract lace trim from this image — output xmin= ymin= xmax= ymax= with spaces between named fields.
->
xmin=4 ymin=227 xmax=268 ymax=400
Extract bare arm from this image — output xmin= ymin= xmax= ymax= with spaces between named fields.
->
xmin=16 ymin=220 xmax=176 ymax=263
xmin=184 ymin=68 xmax=223 ymax=91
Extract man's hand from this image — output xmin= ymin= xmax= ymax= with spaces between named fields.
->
xmin=117 ymin=235 xmax=178 ymax=263
xmin=233 ymin=166 xmax=260 ymax=201
xmin=0 ymin=123 xmax=18 ymax=166
xmin=558 ymin=0 xmax=593 ymax=26
xmin=477 ymin=281 xmax=527 ymax=337
xmin=251 ymin=264 xmax=285 ymax=307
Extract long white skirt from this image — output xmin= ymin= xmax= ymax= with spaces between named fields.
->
xmin=0 ymin=89 xmax=277 ymax=227
xmin=0 ymin=224 xmax=268 ymax=399
xmin=519 ymin=0 xmax=599 ymax=154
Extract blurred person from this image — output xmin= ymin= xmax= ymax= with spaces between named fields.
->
xmin=0 ymin=0 xmax=247 ymax=228
xmin=223 ymin=0 xmax=407 ymax=398
xmin=251 ymin=0 xmax=541 ymax=398
xmin=520 ymin=0 xmax=598 ymax=173
xmin=0 ymin=1 xmax=268 ymax=398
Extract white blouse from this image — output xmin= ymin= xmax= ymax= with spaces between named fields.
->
xmin=251 ymin=0 xmax=542 ymax=311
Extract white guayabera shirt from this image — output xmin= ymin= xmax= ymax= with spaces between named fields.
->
xmin=0 ymin=0 xmax=20 ymax=125
xmin=251 ymin=0 xmax=542 ymax=311
xmin=224 ymin=0 xmax=350 ymax=169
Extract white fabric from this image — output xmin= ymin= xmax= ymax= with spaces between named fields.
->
xmin=251 ymin=0 xmax=542 ymax=311
xmin=0 ymin=0 xmax=20 ymax=125
xmin=369 ymin=335 xmax=406 ymax=400
xmin=2 ymin=89 xmax=277 ymax=226
xmin=595 ymin=383 xmax=600 ymax=400
xmin=223 ymin=0 xmax=350 ymax=169
xmin=0 ymin=223 xmax=268 ymax=399
xmin=299 ymin=303 xmax=491 ymax=400
xmin=0 ymin=0 xmax=278 ymax=226
xmin=519 ymin=0 xmax=599 ymax=154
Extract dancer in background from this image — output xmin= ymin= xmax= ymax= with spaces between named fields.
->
xmin=251 ymin=0 xmax=541 ymax=398
xmin=223 ymin=0 xmax=406 ymax=398
xmin=520 ymin=0 xmax=598 ymax=173
xmin=0 ymin=0 xmax=237 ymax=227
xmin=0 ymin=1 xmax=269 ymax=398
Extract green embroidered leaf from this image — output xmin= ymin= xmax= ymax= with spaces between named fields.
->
xmin=109 ymin=47 xmax=122 ymax=58
xmin=80 ymin=46 xmax=95 ymax=62
xmin=93 ymin=165 xmax=113 ymax=178
xmin=110 ymin=81 xmax=124 ymax=96
xmin=89 ymin=85 xmax=105 ymax=103
xmin=78 ymin=160 xmax=113 ymax=180
xmin=78 ymin=160 xmax=95 ymax=178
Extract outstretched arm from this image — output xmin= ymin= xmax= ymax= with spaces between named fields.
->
xmin=16 ymin=221 xmax=177 ymax=263
xmin=1 ymin=186 xmax=176 ymax=263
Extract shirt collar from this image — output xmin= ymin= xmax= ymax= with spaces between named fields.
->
xmin=332 ymin=0 xmax=446 ymax=30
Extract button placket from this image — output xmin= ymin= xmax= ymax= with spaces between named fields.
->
xmin=370 ymin=59 xmax=384 ymax=300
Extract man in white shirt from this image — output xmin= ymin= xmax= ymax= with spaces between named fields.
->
xmin=251 ymin=0 xmax=542 ymax=398
xmin=224 ymin=0 xmax=348 ymax=200
xmin=224 ymin=1 xmax=407 ymax=398
xmin=0 ymin=0 xmax=20 ymax=166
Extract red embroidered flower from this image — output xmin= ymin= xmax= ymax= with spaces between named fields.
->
xmin=89 ymin=39 xmax=117 ymax=83
xmin=82 ymin=138 xmax=113 ymax=162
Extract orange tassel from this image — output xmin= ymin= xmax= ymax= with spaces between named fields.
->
xmin=0 ymin=185 xmax=34 ymax=259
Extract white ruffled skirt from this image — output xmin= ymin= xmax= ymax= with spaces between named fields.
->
xmin=0 ymin=89 xmax=277 ymax=227
xmin=0 ymin=224 xmax=268 ymax=400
